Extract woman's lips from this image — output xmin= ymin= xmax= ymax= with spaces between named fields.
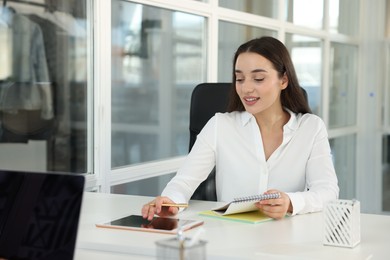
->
xmin=243 ymin=96 xmax=260 ymax=105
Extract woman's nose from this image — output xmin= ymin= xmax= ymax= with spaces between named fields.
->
xmin=242 ymin=82 xmax=255 ymax=93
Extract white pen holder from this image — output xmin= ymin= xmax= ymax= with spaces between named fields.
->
xmin=323 ymin=199 xmax=360 ymax=248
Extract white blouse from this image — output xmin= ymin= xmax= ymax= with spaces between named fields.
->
xmin=162 ymin=110 xmax=339 ymax=215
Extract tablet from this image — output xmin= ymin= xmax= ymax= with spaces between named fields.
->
xmin=96 ymin=215 xmax=204 ymax=234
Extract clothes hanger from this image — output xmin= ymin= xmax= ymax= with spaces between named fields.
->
xmin=1 ymin=0 xmax=16 ymax=14
xmin=1 ymin=0 xmax=8 ymax=19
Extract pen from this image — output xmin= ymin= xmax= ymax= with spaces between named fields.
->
xmin=149 ymin=203 xmax=189 ymax=208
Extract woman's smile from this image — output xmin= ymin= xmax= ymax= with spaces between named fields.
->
xmin=243 ymin=96 xmax=260 ymax=105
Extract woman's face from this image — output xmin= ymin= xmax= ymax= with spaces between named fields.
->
xmin=235 ymin=52 xmax=287 ymax=115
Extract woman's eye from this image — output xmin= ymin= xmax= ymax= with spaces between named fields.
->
xmin=254 ymin=78 xmax=264 ymax=82
xmin=236 ymin=78 xmax=244 ymax=82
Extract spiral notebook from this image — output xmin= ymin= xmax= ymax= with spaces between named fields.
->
xmin=211 ymin=193 xmax=281 ymax=216
xmin=199 ymin=209 xmax=275 ymax=224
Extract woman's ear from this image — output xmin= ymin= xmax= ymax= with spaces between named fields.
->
xmin=280 ymin=72 xmax=288 ymax=90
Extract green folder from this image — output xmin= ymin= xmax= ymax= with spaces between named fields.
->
xmin=198 ymin=210 xmax=274 ymax=224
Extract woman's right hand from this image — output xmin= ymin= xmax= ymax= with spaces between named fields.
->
xmin=141 ymin=196 xmax=179 ymax=221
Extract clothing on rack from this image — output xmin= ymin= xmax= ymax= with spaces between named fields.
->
xmin=0 ymin=6 xmax=13 ymax=79
xmin=27 ymin=13 xmax=72 ymax=170
xmin=37 ymin=10 xmax=87 ymax=82
xmin=0 ymin=7 xmax=53 ymax=118
xmin=0 ymin=6 xmax=54 ymax=143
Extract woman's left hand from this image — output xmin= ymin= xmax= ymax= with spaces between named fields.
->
xmin=255 ymin=189 xmax=292 ymax=219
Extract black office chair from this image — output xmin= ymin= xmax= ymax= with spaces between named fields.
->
xmin=188 ymin=82 xmax=309 ymax=201
xmin=189 ymin=83 xmax=231 ymax=201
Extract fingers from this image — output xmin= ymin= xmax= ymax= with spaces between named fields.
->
xmin=258 ymin=203 xmax=285 ymax=219
xmin=142 ymin=197 xmax=161 ymax=220
xmin=255 ymin=190 xmax=291 ymax=220
xmin=141 ymin=196 xmax=179 ymax=221
xmin=141 ymin=201 xmax=156 ymax=221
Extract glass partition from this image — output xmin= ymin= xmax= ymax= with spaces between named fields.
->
xmin=112 ymin=172 xmax=175 ymax=196
xmin=329 ymin=43 xmax=358 ymax=128
xmin=330 ymin=135 xmax=356 ymax=200
xmin=329 ymin=0 xmax=359 ymax=36
xmin=218 ymin=21 xmax=276 ymax=82
xmin=0 ymin=0 xmax=90 ymax=173
xmin=219 ymin=0 xmax=278 ymax=18
xmin=285 ymin=34 xmax=322 ymax=115
xmin=111 ymin=1 xmax=206 ymax=168
xmin=285 ymin=0 xmax=324 ymax=29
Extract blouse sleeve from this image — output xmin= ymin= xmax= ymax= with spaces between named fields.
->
xmin=286 ymin=118 xmax=339 ymax=215
xmin=161 ymin=116 xmax=217 ymax=203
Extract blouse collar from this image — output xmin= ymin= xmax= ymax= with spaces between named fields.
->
xmin=240 ymin=108 xmax=300 ymax=133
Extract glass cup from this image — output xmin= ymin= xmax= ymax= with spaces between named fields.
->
xmin=155 ymin=237 xmax=207 ymax=260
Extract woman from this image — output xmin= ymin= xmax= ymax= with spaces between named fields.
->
xmin=142 ymin=36 xmax=339 ymax=220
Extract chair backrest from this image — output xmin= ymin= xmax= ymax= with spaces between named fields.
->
xmin=189 ymin=83 xmax=231 ymax=201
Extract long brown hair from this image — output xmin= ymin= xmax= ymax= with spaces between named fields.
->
xmin=227 ymin=36 xmax=311 ymax=114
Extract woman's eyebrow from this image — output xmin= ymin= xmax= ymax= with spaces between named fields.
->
xmin=251 ymin=68 xmax=267 ymax=73
xmin=234 ymin=68 xmax=267 ymax=73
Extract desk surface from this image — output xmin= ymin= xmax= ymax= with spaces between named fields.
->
xmin=75 ymin=192 xmax=390 ymax=260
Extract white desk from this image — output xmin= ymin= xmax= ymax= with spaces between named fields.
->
xmin=75 ymin=192 xmax=390 ymax=260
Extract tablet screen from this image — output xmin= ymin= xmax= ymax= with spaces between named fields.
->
xmin=96 ymin=215 xmax=203 ymax=234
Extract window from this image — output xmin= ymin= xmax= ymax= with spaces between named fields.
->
xmin=285 ymin=0 xmax=324 ymax=29
xmin=219 ymin=0 xmax=278 ymax=18
xmin=218 ymin=21 xmax=276 ymax=82
xmin=329 ymin=43 xmax=358 ymax=128
xmin=330 ymin=135 xmax=356 ymax=200
xmin=329 ymin=0 xmax=359 ymax=36
xmin=111 ymin=1 xmax=206 ymax=168
xmin=285 ymin=34 xmax=322 ymax=115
